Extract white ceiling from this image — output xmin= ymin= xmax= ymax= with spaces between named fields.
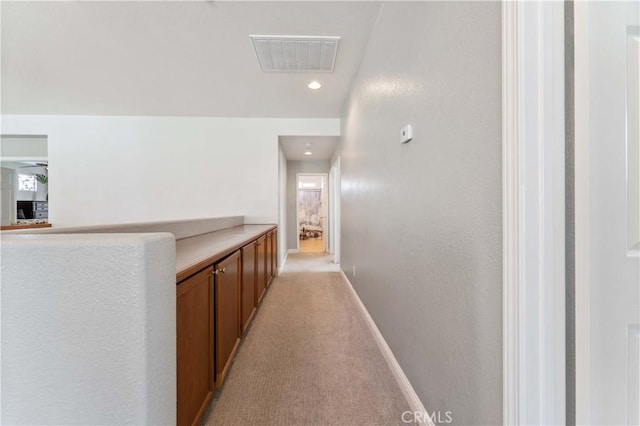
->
xmin=0 ymin=161 xmax=47 ymax=172
xmin=280 ymin=136 xmax=339 ymax=160
xmin=298 ymin=175 xmax=325 ymax=188
xmin=1 ymin=1 xmax=382 ymax=118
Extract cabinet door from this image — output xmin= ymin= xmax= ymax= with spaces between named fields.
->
xmin=215 ymin=250 xmax=241 ymax=387
xmin=241 ymin=241 xmax=257 ymax=334
xmin=272 ymin=229 xmax=278 ymax=277
xmin=177 ymin=267 xmax=214 ymax=426
xmin=256 ymin=235 xmax=267 ymax=305
xmin=266 ymin=231 xmax=273 ymax=286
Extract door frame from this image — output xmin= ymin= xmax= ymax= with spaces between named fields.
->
xmin=295 ymin=172 xmax=329 ymax=253
xmin=502 ymin=1 xmax=566 ymax=424
xmin=0 ymin=167 xmax=16 ymax=225
xmin=573 ymin=4 xmax=590 ymax=421
xmin=329 ymin=157 xmax=341 ymax=264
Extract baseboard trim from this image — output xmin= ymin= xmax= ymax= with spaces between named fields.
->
xmin=287 ymin=249 xmax=299 ymax=254
xmin=278 ymin=251 xmax=288 ymax=274
xmin=338 ymin=270 xmax=432 ymax=426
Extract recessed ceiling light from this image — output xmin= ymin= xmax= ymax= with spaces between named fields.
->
xmin=308 ymin=81 xmax=322 ymax=90
xmin=304 ymin=151 xmax=313 ymax=155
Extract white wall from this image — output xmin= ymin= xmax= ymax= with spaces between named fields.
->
xmin=1 ymin=233 xmax=176 ymax=425
xmin=0 ymin=135 xmax=47 ymax=158
xmin=285 ymin=160 xmax=330 ymax=250
xmin=277 ymin=144 xmax=288 ymax=267
xmin=1 ymin=115 xmax=340 ymax=228
xmin=335 ymin=2 xmax=502 ymax=424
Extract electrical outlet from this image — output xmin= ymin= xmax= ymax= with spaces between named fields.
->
xmin=352 ymin=266 xmax=356 ymax=277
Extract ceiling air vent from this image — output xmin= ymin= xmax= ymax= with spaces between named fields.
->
xmin=250 ymin=35 xmax=340 ymax=73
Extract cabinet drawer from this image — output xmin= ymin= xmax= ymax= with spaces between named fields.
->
xmin=34 ymin=210 xmax=48 ymax=219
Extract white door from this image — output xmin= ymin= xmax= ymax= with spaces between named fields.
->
xmin=1 ymin=168 xmax=15 ymax=226
xmin=575 ymin=2 xmax=640 ymax=424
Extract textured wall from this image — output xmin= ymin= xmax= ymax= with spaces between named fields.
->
xmin=285 ymin=159 xmax=329 ymax=250
xmin=1 ymin=233 xmax=176 ymax=424
xmin=335 ymin=2 xmax=502 ymax=424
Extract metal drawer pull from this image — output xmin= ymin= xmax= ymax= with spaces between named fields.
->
xmin=213 ymin=267 xmax=226 ymax=275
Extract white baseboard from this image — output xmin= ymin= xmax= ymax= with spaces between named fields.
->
xmin=339 ymin=270 xmax=432 ymax=426
xmin=287 ymin=249 xmax=299 ymax=254
xmin=278 ymin=251 xmax=288 ymax=275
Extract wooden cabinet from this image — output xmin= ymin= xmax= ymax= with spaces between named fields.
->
xmin=176 ymin=226 xmax=276 ymax=421
xmin=256 ymin=235 xmax=267 ymax=305
xmin=271 ymin=230 xmax=278 ymax=278
xmin=266 ymin=231 xmax=273 ymax=286
xmin=240 ymin=241 xmax=257 ymax=335
xmin=214 ymin=250 xmax=241 ymax=387
xmin=177 ymin=267 xmax=214 ymax=426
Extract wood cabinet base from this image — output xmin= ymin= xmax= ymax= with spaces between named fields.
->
xmin=215 ymin=251 xmax=241 ymax=388
xmin=177 ymin=268 xmax=214 ymax=426
xmin=176 ymin=226 xmax=277 ymax=422
xmin=216 ymin=338 xmax=240 ymax=388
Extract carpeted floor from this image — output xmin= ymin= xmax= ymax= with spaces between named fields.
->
xmin=201 ymin=253 xmax=411 ymax=425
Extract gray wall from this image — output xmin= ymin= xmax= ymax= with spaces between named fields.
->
xmin=334 ymin=2 xmax=502 ymax=424
xmin=286 ymin=160 xmax=329 ymax=250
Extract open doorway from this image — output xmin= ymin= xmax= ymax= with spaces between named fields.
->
xmin=1 ymin=135 xmax=49 ymax=227
xmin=297 ymin=173 xmax=328 ymax=253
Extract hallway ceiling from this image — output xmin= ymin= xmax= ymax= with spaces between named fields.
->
xmin=1 ymin=1 xmax=382 ymax=118
xmin=280 ymin=136 xmax=339 ymax=161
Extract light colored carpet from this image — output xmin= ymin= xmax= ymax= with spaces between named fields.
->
xmin=201 ymin=254 xmax=411 ymax=426
xmin=283 ymin=252 xmax=341 ymax=273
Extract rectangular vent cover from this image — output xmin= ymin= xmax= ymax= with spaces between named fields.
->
xmin=250 ymin=35 xmax=340 ymax=73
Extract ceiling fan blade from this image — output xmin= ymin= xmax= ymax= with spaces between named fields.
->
xmin=18 ymin=164 xmax=48 ymax=169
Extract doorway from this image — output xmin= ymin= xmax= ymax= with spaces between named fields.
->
xmin=0 ymin=135 xmax=49 ymax=226
xmin=296 ymin=173 xmax=328 ymax=253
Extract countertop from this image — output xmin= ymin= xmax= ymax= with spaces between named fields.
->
xmin=1 ymin=223 xmax=52 ymax=231
xmin=175 ymin=224 xmax=276 ymax=282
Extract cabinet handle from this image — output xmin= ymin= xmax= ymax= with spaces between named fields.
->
xmin=213 ymin=267 xmax=226 ymax=275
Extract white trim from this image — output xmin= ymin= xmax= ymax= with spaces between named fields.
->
xmin=502 ymin=3 xmax=519 ymax=422
xmin=278 ymin=251 xmax=288 ymax=275
xmin=573 ymin=3 xmax=591 ymax=422
xmin=287 ymin=248 xmax=299 ymax=254
xmin=339 ymin=269 xmax=432 ymax=426
xmin=329 ymin=157 xmax=341 ymax=264
xmin=502 ymin=1 xmax=566 ymax=424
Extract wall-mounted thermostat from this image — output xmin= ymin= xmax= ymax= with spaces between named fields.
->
xmin=400 ymin=124 xmax=413 ymax=144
